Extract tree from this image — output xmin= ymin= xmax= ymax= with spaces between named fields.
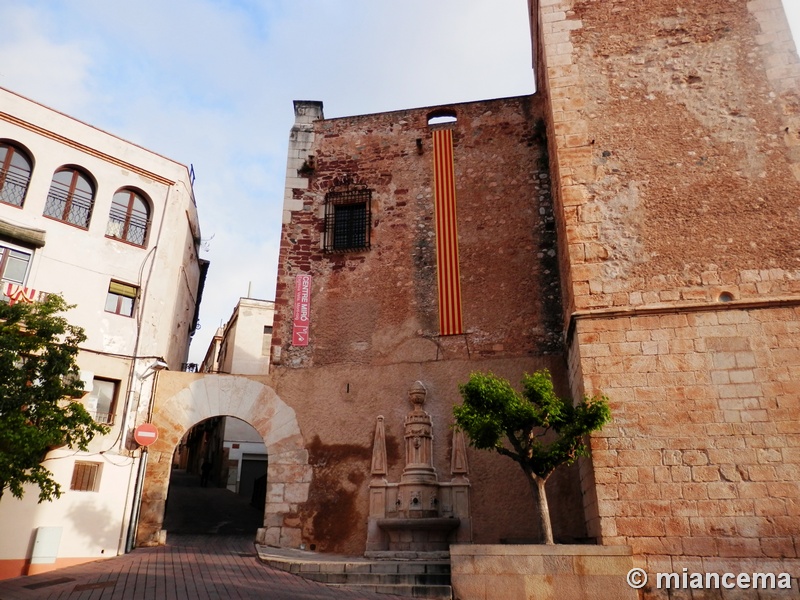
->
xmin=0 ymin=294 xmax=107 ymax=503
xmin=453 ymin=370 xmax=611 ymax=544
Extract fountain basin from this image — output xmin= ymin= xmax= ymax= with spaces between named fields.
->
xmin=376 ymin=517 xmax=461 ymax=552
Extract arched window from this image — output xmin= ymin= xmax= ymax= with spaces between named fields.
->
xmin=0 ymin=141 xmax=33 ymax=208
xmin=44 ymin=167 xmax=95 ymax=228
xmin=106 ymin=188 xmax=150 ymax=246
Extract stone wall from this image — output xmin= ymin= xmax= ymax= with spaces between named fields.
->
xmin=272 ymin=95 xmax=563 ymax=368
xmin=266 ymin=95 xmax=589 ymax=554
xmin=533 ymin=0 xmax=800 ymax=316
xmin=532 ymin=0 xmax=800 ymax=594
xmin=574 ymin=304 xmax=800 ymax=586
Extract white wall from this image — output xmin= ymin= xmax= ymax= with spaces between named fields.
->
xmin=0 ymin=87 xmax=203 ymax=574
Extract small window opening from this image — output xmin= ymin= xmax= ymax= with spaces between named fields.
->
xmin=427 ymin=109 xmax=458 ymax=127
xmin=717 ymin=291 xmax=734 ymax=302
xmin=324 ymin=189 xmax=372 ymax=252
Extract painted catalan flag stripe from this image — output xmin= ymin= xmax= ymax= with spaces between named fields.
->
xmin=432 ymin=128 xmax=463 ymax=336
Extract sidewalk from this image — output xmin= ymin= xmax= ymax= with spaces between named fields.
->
xmin=0 ymin=535 xmax=412 ymax=600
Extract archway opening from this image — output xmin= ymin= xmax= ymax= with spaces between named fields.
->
xmin=163 ymin=416 xmax=267 ymax=535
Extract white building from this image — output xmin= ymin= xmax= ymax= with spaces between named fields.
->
xmin=201 ymin=297 xmax=274 ymax=375
xmin=193 ymin=297 xmax=273 ymax=501
xmin=0 ymin=87 xmax=206 ymax=578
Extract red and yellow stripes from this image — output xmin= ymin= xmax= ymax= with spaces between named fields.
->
xmin=432 ymin=128 xmax=463 ymax=336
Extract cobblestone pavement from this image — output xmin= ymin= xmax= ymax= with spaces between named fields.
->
xmin=0 ymin=535 xmax=411 ymax=600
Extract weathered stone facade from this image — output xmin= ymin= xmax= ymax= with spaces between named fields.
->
xmin=139 ymin=2 xmax=800 ymax=595
xmin=266 ymin=94 xmax=587 ymax=555
xmin=531 ymin=0 xmax=800 ymax=594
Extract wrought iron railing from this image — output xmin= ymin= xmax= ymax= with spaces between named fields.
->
xmin=107 ymin=204 xmax=148 ymax=246
xmin=0 ymin=166 xmax=30 ymax=207
xmin=44 ymin=188 xmax=93 ymax=228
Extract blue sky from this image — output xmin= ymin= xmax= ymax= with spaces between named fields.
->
xmin=0 ymin=1 xmax=798 ymax=363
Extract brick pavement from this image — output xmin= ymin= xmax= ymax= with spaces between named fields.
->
xmin=0 ymin=535 xmax=412 ymax=600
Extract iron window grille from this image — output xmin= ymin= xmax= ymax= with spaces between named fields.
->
xmin=0 ymin=142 xmax=33 ymax=208
xmin=44 ymin=168 xmax=95 ymax=229
xmin=107 ymin=190 xmax=150 ymax=246
xmin=83 ymin=378 xmax=117 ymax=425
xmin=324 ymin=189 xmax=372 ymax=252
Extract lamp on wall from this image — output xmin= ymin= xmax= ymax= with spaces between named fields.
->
xmin=141 ymin=359 xmax=168 ymax=380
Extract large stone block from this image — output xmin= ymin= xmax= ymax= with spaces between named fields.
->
xmin=450 ymin=545 xmax=637 ymax=600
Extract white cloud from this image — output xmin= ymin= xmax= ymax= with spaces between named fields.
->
xmin=0 ymin=6 xmax=95 ymax=115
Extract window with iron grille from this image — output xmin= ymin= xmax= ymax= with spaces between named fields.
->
xmin=44 ymin=167 xmax=95 ymax=229
xmin=106 ymin=189 xmax=150 ymax=247
xmin=324 ymin=189 xmax=371 ymax=252
xmin=83 ymin=378 xmax=117 ymax=425
xmin=0 ymin=141 xmax=33 ymax=208
xmin=70 ymin=461 xmax=102 ymax=492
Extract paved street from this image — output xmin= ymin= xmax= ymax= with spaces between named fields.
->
xmin=0 ymin=535 xmax=412 ymax=600
xmin=0 ymin=472 xmax=411 ymax=599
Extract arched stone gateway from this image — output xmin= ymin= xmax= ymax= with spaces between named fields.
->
xmin=136 ymin=374 xmax=310 ymax=547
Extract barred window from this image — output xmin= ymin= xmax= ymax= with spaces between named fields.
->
xmin=83 ymin=378 xmax=118 ymax=425
xmin=44 ymin=167 xmax=95 ymax=229
xmin=106 ymin=189 xmax=150 ymax=247
xmin=70 ymin=462 xmax=102 ymax=492
xmin=0 ymin=141 xmax=33 ymax=208
xmin=324 ymin=189 xmax=371 ymax=252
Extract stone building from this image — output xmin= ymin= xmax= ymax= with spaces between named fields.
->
xmin=140 ymin=94 xmax=587 ymax=554
xmin=0 ymin=87 xmax=205 ymax=578
xmin=138 ymin=0 xmax=800 ymax=596
xmin=530 ymin=0 xmax=800 ymax=591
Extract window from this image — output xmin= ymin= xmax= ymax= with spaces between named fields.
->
xmin=70 ymin=461 xmax=101 ymax=492
xmin=44 ymin=167 xmax=95 ymax=228
xmin=0 ymin=141 xmax=33 ymax=208
xmin=0 ymin=244 xmax=31 ymax=285
xmin=83 ymin=378 xmax=117 ymax=424
xmin=323 ymin=189 xmax=371 ymax=252
xmin=107 ymin=189 xmax=150 ymax=246
xmin=0 ymin=243 xmax=32 ymax=303
xmin=105 ymin=281 xmax=137 ymax=317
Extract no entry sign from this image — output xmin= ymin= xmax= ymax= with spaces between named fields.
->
xmin=134 ymin=423 xmax=159 ymax=447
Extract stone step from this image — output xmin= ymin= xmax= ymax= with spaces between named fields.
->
xmin=328 ymin=583 xmax=453 ymax=599
xmin=300 ymin=571 xmax=451 ymax=586
xmin=256 ymin=545 xmax=452 ymax=598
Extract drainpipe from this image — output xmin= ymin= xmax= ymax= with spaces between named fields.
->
xmin=124 ymin=365 xmax=166 ymax=551
xmin=125 ymin=447 xmax=148 ymax=553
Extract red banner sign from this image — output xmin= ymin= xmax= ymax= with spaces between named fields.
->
xmin=292 ymin=274 xmax=312 ymax=346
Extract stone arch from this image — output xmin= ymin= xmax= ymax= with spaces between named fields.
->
xmin=136 ymin=374 xmax=310 ymax=547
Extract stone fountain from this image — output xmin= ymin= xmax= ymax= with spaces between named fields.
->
xmin=365 ymin=381 xmax=471 ymax=558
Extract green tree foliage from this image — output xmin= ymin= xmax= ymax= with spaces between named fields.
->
xmin=454 ymin=370 xmax=611 ymax=544
xmin=0 ymin=294 xmax=107 ymax=503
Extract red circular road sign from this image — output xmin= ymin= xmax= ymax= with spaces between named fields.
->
xmin=134 ymin=423 xmax=159 ymax=447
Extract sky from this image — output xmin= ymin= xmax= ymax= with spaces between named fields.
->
xmin=0 ymin=1 xmax=798 ymax=364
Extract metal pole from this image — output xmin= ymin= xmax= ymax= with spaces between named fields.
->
xmin=125 ymin=447 xmax=148 ymax=552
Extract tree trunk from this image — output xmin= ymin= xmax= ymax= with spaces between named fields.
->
xmin=527 ymin=473 xmax=554 ymax=544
